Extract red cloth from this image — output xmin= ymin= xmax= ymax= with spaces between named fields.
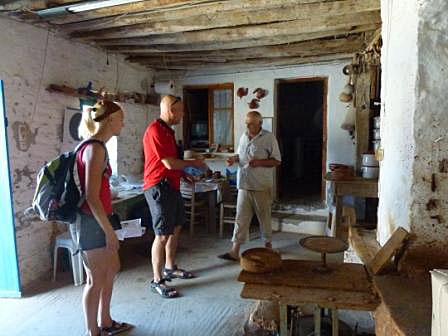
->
xmin=76 ymin=143 xmax=113 ymax=215
xmin=143 ymin=119 xmax=183 ymax=191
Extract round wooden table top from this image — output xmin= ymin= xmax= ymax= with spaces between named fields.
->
xmin=299 ymin=235 xmax=348 ymax=254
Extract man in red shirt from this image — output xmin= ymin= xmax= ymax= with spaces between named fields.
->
xmin=143 ymin=95 xmax=207 ymax=298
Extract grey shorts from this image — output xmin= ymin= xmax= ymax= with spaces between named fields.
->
xmin=144 ymin=180 xmax=186 ymax=236
xmin=78 ymin=213 xmax=107 ymax=251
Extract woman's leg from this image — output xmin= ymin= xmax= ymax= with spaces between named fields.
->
xmin=82 ymin=248 xmax=109 ymax=336
xmin=98 ymin=249 xmax=120 ymax=328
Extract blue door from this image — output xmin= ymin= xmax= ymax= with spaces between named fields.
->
xmin=0 ymin=80 xmax=21 ymax=298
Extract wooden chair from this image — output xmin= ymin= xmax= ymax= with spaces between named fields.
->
xmin=219 ymin=182 xmax=238 ymax=238
xmin=181 ymin=183 xmax=207 ymax=237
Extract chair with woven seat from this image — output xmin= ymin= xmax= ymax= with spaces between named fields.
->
xmin=219 ymin=182 xmax=238 ymax=238
xmin=181 ymin=183 xmax=208 ymax=237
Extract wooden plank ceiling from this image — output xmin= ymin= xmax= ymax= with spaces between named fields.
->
xmin=1 ymin=0 xmax=381 ymax=72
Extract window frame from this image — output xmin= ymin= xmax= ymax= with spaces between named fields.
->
xmin=183 ymin=83 xmax=234 ymax=150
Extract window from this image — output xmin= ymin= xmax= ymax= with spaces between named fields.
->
xmin=183 ymin=84 xmax=234 ymax=151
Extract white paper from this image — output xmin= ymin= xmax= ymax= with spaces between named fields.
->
xmin=114 ymin=229 xmax=126 ymax=241
xmin=115 ymin=218 xmax=145 ymax=240
xmin=124 ymin=218 xmax=142 ymax=238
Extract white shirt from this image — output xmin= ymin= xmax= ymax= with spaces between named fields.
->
xmin=237 ymin=129 xmax=281 ymax=191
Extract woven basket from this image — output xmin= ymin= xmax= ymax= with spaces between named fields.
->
xmin=240 ymin=248 xmax=282 ymax=273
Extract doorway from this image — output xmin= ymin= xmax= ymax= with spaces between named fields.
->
xmin=276 ymin=78 xmax=327 ymax=203
xmin=0 ymin=80 xmax=21 ymax=297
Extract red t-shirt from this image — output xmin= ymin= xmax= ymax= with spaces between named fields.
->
xmin=76 ymin=143 xmax=113 ymax=215
xmin=143 ymin=119 xmax=183 ymax=191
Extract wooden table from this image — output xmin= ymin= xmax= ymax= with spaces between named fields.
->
xmin=325 ymin=173 xmax=378 ymax=237
xmin=238 ymin=259 xmax=379 ymax=336
xmin=112 ymin=190 xmax=146 ymax=221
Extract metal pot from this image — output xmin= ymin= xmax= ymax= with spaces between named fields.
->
xmin=373 ymin=128 xmax=381 ymax=140
xmin=361 ymin=166 xmax=379 ymax=179
xmin=373 ymin=116 xmax=380 ymax=128
xmin=362 ymin=153 xmax=379 ymax=167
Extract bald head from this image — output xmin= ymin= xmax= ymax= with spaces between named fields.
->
xmin=160 ymin=95 xmax=183 ymax=125
xmin=245 ymin=111 xmax=263 ymax=137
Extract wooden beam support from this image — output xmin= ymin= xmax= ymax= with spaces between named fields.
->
xmin=0 ymin=0 xmax=79 ymax=11
xmin=134 ymin=53 xmax=354 ymax=70
xmin=46 ymin=0 xmax=365 ymax=24
xmin=66 ymin=0 xmax=380 ymax=38
xmin=73 ymin=10 xmax=380 ymax=40
xmin=124 ymin=36 xmax=364 ymax=62
xmin=99 ymin=25 xmax=377 ymax=51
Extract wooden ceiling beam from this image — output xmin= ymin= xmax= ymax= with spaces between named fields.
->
xmin=88 ymin=12 xmax=380 ymax=45
xmin=0 ymin=0 xmax=79 ymax=11
xmin=99 ymin=25 xmax=377 ymax=51
xmin=71 ymin=5 xmax=380 ymax=39
xmin=45 ymin=0 xmax=346 ymax=24
xmin=135 ymin=53 xmax=354 ymax=70
xmin=62 ymin=0 xmax=380 ymax=34
xmin=124 ymin=36 xmax=364 ymax=61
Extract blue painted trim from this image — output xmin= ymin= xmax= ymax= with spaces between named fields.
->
xmin=0 ymin=80 xmax=22 ymax=298
xmin=0 ymin=290 xmax=22 ymax=298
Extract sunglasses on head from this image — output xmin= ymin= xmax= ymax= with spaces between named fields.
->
xmin=171 ymin=96 xmax=181 ymax=107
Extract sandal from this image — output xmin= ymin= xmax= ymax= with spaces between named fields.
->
xmin=150 ymin=278 xmax=178 ymax=298
xmin=217 ymin=252 xmax=239 ymax=262
xmin=100 ymin=320 xmax=133 ymax=336
xmin=163 ymin=265 xmax=195 ymax=279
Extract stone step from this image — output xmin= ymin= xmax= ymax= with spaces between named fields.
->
xmin=272 ymin=211 xmax=329 ymax=236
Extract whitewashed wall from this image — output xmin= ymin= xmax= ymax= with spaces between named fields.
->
xmin=0 ymin=17 xmax=154 ymax=287
xmin=379 ymin=0 xmax=448 ymax=266
xmin=178 ymin=61 xmax=355 ymax=177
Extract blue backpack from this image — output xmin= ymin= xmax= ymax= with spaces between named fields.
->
xmin=31 ymin=139 xmax=107 ymax=223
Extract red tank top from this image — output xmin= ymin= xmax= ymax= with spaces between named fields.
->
xmin=76 ymin=142 xmax=113 ymax=215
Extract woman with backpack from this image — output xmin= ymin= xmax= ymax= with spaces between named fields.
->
xmin=76 ymin=100 xmax=132 ymax=336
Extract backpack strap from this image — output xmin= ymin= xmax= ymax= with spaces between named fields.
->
xmin=75 ymin=139 xmax=110 ymax=208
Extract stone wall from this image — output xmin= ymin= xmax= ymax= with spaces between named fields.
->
xmin=379 ymin=0 xmax=448 ymax=269
xmin=0 ymin=17 xmax=155 ymax=287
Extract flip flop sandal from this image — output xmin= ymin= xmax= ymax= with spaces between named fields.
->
xmin=217 ymin=252 xmax=239 ymax=262
xmin=100 ymin=320 xmax=133 ymax=336
xmin=150 ymin=278 xmax=179 ymax=298
xmin=163 ymin=265 xmax=195 ymax=279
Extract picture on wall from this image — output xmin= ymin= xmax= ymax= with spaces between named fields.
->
xmin=62 ymin=107 xmax=82 ymax=152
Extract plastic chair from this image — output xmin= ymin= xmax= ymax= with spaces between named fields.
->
xmin=53 ymin=231 xmax=84 ymax=286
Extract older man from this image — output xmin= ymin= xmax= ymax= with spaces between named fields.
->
xmin=219 ymin=111 xmax=281 ymax=261
xmin=143 ymin=95 xmax=207 ymax=298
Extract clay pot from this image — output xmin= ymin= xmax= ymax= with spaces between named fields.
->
xmin=339 ymin=92 xmax=353 ymax=102
xmin=253 ymin=88 xmax=267 ymax=99
xmin=237 ymin=87 xmax=248 ymax=98
xmin=342 ymin=84 xmax=354 ymax=95
xmin=248 ymin=98 xmax=260 ymax=109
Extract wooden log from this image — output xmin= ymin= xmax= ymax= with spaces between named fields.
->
xmin=133 ymin=53 xmax=354 ymax=70
xmin=99 ymin=25 xmax=378 ymax=50
xmin=124 ymin=37 xmax=364 ymax=62
xmin=74 ymin=11 xmax=381 ymax=41
xmin=47 ymin=0 xmax=370 ymax=24
xmin=67 ymin=0 xmax=380 ymax=38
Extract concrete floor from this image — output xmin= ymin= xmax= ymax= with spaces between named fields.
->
xmin=0 ymin=230 xmax=374 ymax=336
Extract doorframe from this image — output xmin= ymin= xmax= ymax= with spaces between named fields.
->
xmin=274 ymin=77 xmax=328 ymax=201
xmin=0 ymin=80 xmax=22 ymax=298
